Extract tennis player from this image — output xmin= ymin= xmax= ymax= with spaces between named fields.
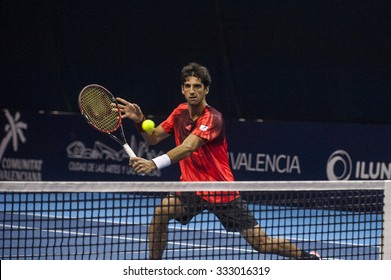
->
xmin=116 ymin=62 xmax=320 ymax=260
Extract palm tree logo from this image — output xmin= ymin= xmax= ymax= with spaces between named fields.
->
xmin=0 ymin=110 xmax=28 ymax=160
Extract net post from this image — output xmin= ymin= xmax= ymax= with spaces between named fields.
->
xmin=383 ymin=180 xmax=391 ymax=260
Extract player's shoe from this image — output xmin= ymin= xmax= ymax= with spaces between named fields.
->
xmin=308 ymin=251 xmax=321 ymax=260
xmin=300 ymin=250 xmax=321 ymax=260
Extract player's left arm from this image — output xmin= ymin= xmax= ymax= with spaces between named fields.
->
xmin=130 ymin=134 xmax=204 ymax=174
xmin=115 ymin=97 xmax=170 ymax=145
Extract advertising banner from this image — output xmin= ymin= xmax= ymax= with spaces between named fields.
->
xmin=1 ymin=110 xmax=391 ymax=182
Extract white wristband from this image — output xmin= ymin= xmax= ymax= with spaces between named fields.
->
xmin=152 ymin=154 xmax=171 ymax=170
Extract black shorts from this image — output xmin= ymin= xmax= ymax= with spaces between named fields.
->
xmin=172 ymin=192 xmax=258 ymax=232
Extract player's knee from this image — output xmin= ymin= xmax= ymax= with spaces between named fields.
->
xmin=154 ymin=204 xmax=173 ymax=217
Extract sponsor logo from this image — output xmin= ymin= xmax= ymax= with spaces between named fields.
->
xmin=326 ymin=149 xmax=391 ymax=180
xmin=0 ymin=110 xmax=43 ymax=180
xmin=229 ymin=152 xmax=301 ymax=174
xmin=0 ymin=110 xmax=27 ymax=160
xmin=199 ymin=124 xmax=208 ymax=131
xmin=326 ymin=150 xmax=352 ymax=180
xmin=65 ymin=135 xmax=165 ymax=177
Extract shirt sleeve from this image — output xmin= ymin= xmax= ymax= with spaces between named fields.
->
xmin=160 ymin=108 xmax=177 ymax=134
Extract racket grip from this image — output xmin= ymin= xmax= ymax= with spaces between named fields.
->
xmin=123 ymin=143 xmax=136 ymax=158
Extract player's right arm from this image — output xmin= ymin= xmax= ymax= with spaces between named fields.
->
xmin=130 ymin=133 xmax=204 ymax=174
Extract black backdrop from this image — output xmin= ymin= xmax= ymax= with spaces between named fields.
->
xmin=1 ymin=0 xmax=390 ymax=123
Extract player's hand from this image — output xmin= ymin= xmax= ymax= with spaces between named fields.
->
xmin=129 ymin=157 xmax=157 ymax=174
xmin=114 ymin=97 xmax=144 ymax=123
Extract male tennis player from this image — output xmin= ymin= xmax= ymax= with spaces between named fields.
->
xmin=116 ymin=62 xmax=320 ymax=260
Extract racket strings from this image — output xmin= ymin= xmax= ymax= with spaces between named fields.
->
xmin=80 ymin=87 xmax=120 ymax=132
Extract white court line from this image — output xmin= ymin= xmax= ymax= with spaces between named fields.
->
xmin=0 ymin=223 xmax=258 ymax=256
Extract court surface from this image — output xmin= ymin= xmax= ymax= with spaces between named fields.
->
xmin=0 ymin=193 xmax=382 ymax=260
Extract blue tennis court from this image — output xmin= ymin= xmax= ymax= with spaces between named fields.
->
xmin=0 ymin=192 xmax=383 ymax=260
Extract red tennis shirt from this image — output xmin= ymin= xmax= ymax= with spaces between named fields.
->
xmin=160 ymin=103 xmax=239 ymax=203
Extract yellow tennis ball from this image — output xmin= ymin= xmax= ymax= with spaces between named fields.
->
xmin=142 ymin=119 xmax=155 ymax=132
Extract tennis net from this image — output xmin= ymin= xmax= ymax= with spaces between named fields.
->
xmin=1 ymin=181 xmax=390 ymax=260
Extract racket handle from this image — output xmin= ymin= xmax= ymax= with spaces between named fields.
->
xmin=123 ymin=143 xmax=136 ymax=158
xmin=124 ymin=143 xmax=145 ymax=176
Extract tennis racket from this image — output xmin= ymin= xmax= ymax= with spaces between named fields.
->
xmin=78 ymin=84 xmax=136 ymax=158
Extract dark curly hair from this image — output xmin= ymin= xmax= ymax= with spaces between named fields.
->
xmin=181 ymin=62 xmax=212 ymax=87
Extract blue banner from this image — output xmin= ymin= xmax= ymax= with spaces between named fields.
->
xmin=1 ymin=110 xmax=391 ymax=181
xmin=227 ymin=120 xmax=391 ymax=181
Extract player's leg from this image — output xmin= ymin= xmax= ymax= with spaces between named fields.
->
xmin=240 ymin=225 xmax=320 ymax=259
xmin=240 ymin=225 xmax=300 ymax=258
xmin=214 ymin=197 xmax=320 ymax=260
xmin=212 ymin=199 xmax=297 ymax=258
xmin=148 ymin=194 xmax=185 ymax=260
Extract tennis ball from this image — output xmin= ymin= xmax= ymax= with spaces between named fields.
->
xmin=142 ymin=119 xmax=155 ymax=132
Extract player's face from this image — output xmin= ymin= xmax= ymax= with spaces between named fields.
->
xmin=181 ymin=76 xmax=209 ymax=106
